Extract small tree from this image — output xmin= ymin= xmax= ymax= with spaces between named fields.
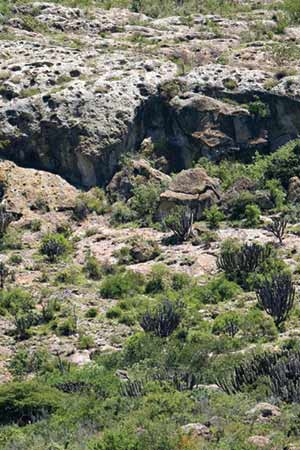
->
xmin=164 ymin=206 xmax=194 ymax=242
xmin=256 ymin=272 xmax=295 ymax=327
xmin=140 ymin=300 xmax=181 ymax=337
xmin=267 ymin=215 xmax=288 ymax=245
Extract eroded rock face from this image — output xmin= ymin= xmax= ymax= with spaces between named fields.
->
xmin=159 ymin=168 xmax=221 ymax=219
xmin=1 ymin=3 xmax=300 ymax=187
xmin=0 ymin=159 xmax=78 ymax=215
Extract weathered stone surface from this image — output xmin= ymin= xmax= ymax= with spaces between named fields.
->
xmin=247 ymin=402 xmax=281 ymax=423
xmin=181 ymin=423 xmax=211 ymax=440
xmin=159 ymin=168 xmax=220 ymax=219
xmin=247 ymin=435 xmax=271 ymax=448
xmin=0 ymin=159 xmax=78 ymax=215
xmin=1 ymin=3 xmax=300 ymax=188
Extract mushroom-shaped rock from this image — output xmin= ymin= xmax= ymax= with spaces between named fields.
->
xmin=159 ymin=168 xmax=220 ymax=220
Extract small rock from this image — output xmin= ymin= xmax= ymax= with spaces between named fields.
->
xmin=247 ymin=402 xmax=281 ymax=422
xmin=247 ymin=435 xmax=271 ymax=448
xmin=181 ymin=423 xmax=211 ymax=440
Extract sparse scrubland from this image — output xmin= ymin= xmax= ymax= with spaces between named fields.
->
xmin=2 ymin=0 xmax=300 ymax=449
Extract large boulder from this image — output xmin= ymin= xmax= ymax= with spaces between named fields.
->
xmin=0 ymin=159 xmax=78 ymax=215
xmin=159 ymin=168 xmax=220 ymax=220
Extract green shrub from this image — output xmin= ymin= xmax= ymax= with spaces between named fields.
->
xmin=244 ymin=204 xmax=261 ymax=227
xmin=106 ymin=306 xmax=122 ymax=319
xmin=9 ymin=349 xmax=52 ymax=378
xmin=164 ymin=206 xmax=194 ymax=242
xmin=78 ymin=334 xmax=95 ymax=350
xmin=248 ymin=99 xmax=270 ymax=118
xmin=8 ymin=253 xmax=22 ymax=265
xmin=110 ymin=201 xmax=136 ymax=225
xmin=57 ymin=318 xmax=77 ymax=336
xmin=0 ymin=381 xmax=63 ymax=426
xmin=0 ymin=288 xmax=33 ymax=315
xmin=241 ymin=308 xmax=278 ymax=342
xmin=29 ymin=219 xmax=41 ymax=232
xmin=284 ymin=0 xmax=300 ymax=23
xmin=85 ymin=307 xmax=98 ymax=318
xmin=195 ymin=274 xmax=241 ymax=304
xmin=83 ymin=254 xmax=102 ymax=280
xmin=140 ymin=300 xmax=182 ymax=337
xmin=100 ymin=270 xmax=145 ymax=299
xmin=130 ymin=182 xmax=162 ymax=226
xmin=212 ymin=312 xmax=242 ymax=337
xmin=145 ymin=264 xmax=171 ymax=294
xmin=40 ymin=233 xmax=71 ymax=262
xmin=55 ymin=266 xmax=82 ymax=284
xmin=204 ymin=205 xmax=224 ymax=229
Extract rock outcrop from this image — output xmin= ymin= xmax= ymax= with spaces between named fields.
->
xmin=159 ymin=167 xmax=220 ymax=219
xmin=0 ymin=159 xmax=78 ymax=215
xmin=1 ymin=3 xmax=300 ymax=188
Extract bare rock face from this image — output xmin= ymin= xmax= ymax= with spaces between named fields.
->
xmin=159 ymin=168 xmax=220 ymax=219
xmin=1 ymin=3 xmax=300 ymax=188
xmin=0 ymin=159 xmax=78 ymax=215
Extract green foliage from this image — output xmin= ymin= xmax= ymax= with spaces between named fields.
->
xmin=0 ymin=287 xmax=33 ymax=315
xmin=78 ymin=334 xmax=95 ymax=349
xmin=244 ymin=204 xmax=261 ymax=227
xmin=241 ymin=308 xmax=278 ymax=342
xmin=85 ymin=307 xmax=98 ymax=318
xmin=195 ymin=274 xmax=241 ymax=304
xmin=83 ymin=253 xmax=102 ymax=280
xmin=283 ymin=0 xmax=300 ymax=23
xmin=100 ymin=270 xmax=145 ymax=298
xmin=9 ymin=349 xmax=53 ymax=378
xmin=217 ymin=241 xmax=273 ymax=289
xmin=204 ymin=205 xmax=224 ymax=229
xmin=0 ymin=381 xmax=64 ymax=426
xmin=57 ymin=317 xmax=77 ymax=336
xmin=110 ymin=201 xmax=136 ymax=225
xmin=212 ymin=311 xmax=242 ymax=337
xmin=248 ymin=99 xmax=270 ymax=118
xmin=40 ymin=233 xmax=71 ymax=262
xmin=130 ymin=182 xmax=162 ymax=226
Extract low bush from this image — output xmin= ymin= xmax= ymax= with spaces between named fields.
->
xmin=100 ymin=270 xmax=145 ymax=299
xmin=40 ymin=233 xmax=71 ymax=262
xmin=195 ymin=274 xmax=241 ymax=304
xmin=110 ymin=201 xmax=136 ymax=225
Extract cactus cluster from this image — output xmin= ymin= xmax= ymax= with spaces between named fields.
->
xmin=217 ymin=243 xmax=272 ymax=288
xmin=217 ymin=350 xmax=300 ymax=403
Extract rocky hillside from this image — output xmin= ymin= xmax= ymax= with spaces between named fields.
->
xmin=2 ymin=1 xmax=300 ymax=449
